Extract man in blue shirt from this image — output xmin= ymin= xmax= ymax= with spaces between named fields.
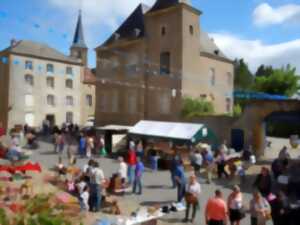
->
xmin=174 ymin=160 xmax=186 ymax=202
xmin=133 ymin=157 xmax=144 ymax=195
xmin=79 ymin=133 xmax=86 ymax=158
xmin=204 ymin=150 xmax=214 ymax=184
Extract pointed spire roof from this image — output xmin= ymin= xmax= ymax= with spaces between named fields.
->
xmin=72 ymin=10 xmax=87 ymax=48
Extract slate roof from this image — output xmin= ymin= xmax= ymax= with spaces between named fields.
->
xmin=99 ymin=1 xmax=230 ymax=61
xmin=199 ymin=32 xmax=228 ymax=60
xmin=6 ymin=40 xmax=81 ymax=64
xmin=83 ymin=68 xmax=96 ymax=84
xmin=148 ymin=0 xmax=180 ymax=13
xmin=72 ymin=11 xmax=87 ymax=48
xmin=102 ymin=4 xmax=150 ymax=46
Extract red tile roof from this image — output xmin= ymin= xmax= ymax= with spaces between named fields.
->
xmin=83 ymin=68 xmax=96 ymax=85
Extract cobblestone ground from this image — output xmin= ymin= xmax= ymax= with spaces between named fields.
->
xmin=27 ymin=136 xmax=299 ymax=225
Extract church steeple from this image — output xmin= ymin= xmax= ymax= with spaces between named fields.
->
xmin=72 ymin=10 xmax=87 ymax=48
xmin=70 ymin=10 xmax=88 ymax=66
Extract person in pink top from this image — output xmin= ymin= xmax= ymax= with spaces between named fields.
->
xmin=205 ymin=189 xmax=228 ymax=225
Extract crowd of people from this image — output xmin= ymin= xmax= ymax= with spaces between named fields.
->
xmin=1 ymin=121 xmax=299 ymax=225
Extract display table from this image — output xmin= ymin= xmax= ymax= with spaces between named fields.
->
xmin=96 ymin=203 xmax=186 ymax=225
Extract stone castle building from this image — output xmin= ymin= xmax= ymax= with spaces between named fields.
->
xmin=95 ymin=0 xmax=234 ymax=126
xmin=0 ymin=12 xmax=95 ymax=130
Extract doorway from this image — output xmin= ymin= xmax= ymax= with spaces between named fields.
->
xmin=46 ymin=114 xmax=55 ymax=127
xmin=231 ymin=129 xmax=244 ymax=152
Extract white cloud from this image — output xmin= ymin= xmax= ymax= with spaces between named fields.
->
xmin=48 ymin=0 xmax=155 ymax=28
xmin=253 ymin=3 xmax=300 ymax=27
xmin=210 ymin=33 xmax=300 ymax=73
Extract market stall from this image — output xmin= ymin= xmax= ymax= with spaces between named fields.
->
xmin=128 ymin=120 xmax=216 ymax=170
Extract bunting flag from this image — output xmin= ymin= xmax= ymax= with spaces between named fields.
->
xmin=1 ymin=57 xmax=8 ymax=64
xmin=0 ymin=11 xmax=7 ymax=19
xmin=13 ymin=59 xmax=20 ymax=65
xmin=33 ymin=23 xmax=40 ymax=29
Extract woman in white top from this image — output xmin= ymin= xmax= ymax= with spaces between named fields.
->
xmin=228 ymin=185 xmax=244 ymax=225
xmin=250 ymin=191 xmax=271 ymax=225
xmin=117 ymin=156 xmax=128 ymax=180
xmin=184 ymin=175 xmax=201 ymax=223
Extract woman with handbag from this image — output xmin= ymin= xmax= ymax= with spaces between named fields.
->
xmin=183 ymin=175 xmax=201 ymax=223
xmin=228 ymin=185 xmax=244 ymax=225
xmin=250 ymin=191 xmax=271 ymax=225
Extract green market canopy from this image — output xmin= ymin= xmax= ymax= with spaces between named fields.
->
xmin=129 ymin=120 xmax=215 ymax=144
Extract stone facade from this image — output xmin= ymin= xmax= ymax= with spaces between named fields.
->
xmin=0 ymin=13 xmax=95 ymax=131
xmin=95 ymin=0 xmax=234 ymax=126
xmin=0 ymin=49 xmax=95 ymax=130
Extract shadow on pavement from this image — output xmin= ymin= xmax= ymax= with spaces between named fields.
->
xmin=145 ymin=185 xmax=171 ymax=190
xmin=140 ymin=200 xmax=174 ymax=206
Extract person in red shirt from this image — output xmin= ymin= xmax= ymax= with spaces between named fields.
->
xmin=205 ymin=189 xmax=228 ymax=225
xmin=0 ymin=122 xmax=5 ymax=137
xmin=127 ymin=143 xmax=137 ymax=185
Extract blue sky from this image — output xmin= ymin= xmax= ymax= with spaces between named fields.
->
xmin=1 ymin=0 xmax=300 ymax=72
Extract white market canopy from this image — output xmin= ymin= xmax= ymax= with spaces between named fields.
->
xmin=129 ymin=120 xmax=208 ymax=142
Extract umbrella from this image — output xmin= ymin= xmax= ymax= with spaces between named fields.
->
xmin=0 ymin=162 xmax=42 ymax=174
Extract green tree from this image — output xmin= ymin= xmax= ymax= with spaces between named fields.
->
xmin=181 ymin=97 xmax=214 ymax=118
xmin=255 ymin=64 xmax=274 ymax=77
xmin=234 ymin=59 xmax=254 ymax=90
xmin=254 ymin=64 xmax=300 ymax=97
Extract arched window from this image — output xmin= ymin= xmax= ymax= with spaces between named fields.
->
xmin=161 ymin=26 xmax=166 ymax=36
xmin=160 ymin=52 xmax=170 ymax=75
xmin=189 ymin=25 xmax=194 ymax=35
xmin=46 ymin=77 xmax=55 ymax=88
xmin=66 ymin=96 xmax=74 ymax=106
xmin=46 ymin=64 xmax=54 ymax=73
xmin=65 ymin=79 xmax=73 ymax=89
xmin=209 ymin=68 xmax=216 ymax=86
xmin=47 ymin=95 xmax=55 ymax=106
xmin=25 ymin=74 xmax=34 ymax=86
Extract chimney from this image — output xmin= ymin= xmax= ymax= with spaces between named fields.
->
xmin=10 ymin=39 xmax=17 ymax=47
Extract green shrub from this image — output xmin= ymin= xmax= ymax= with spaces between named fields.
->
xmin=233 ymin=104 xmax=242 ymax=116
xmin=181 ymin=97 xmax=214 ymax=119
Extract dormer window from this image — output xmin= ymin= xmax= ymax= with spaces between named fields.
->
xmin=134 ymin=28 xmax=141 ymax=37
xmin=114 ymin=33 xmax=120 ymax=40
xmin=161 ymin=26 xmax=166 ymax=36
